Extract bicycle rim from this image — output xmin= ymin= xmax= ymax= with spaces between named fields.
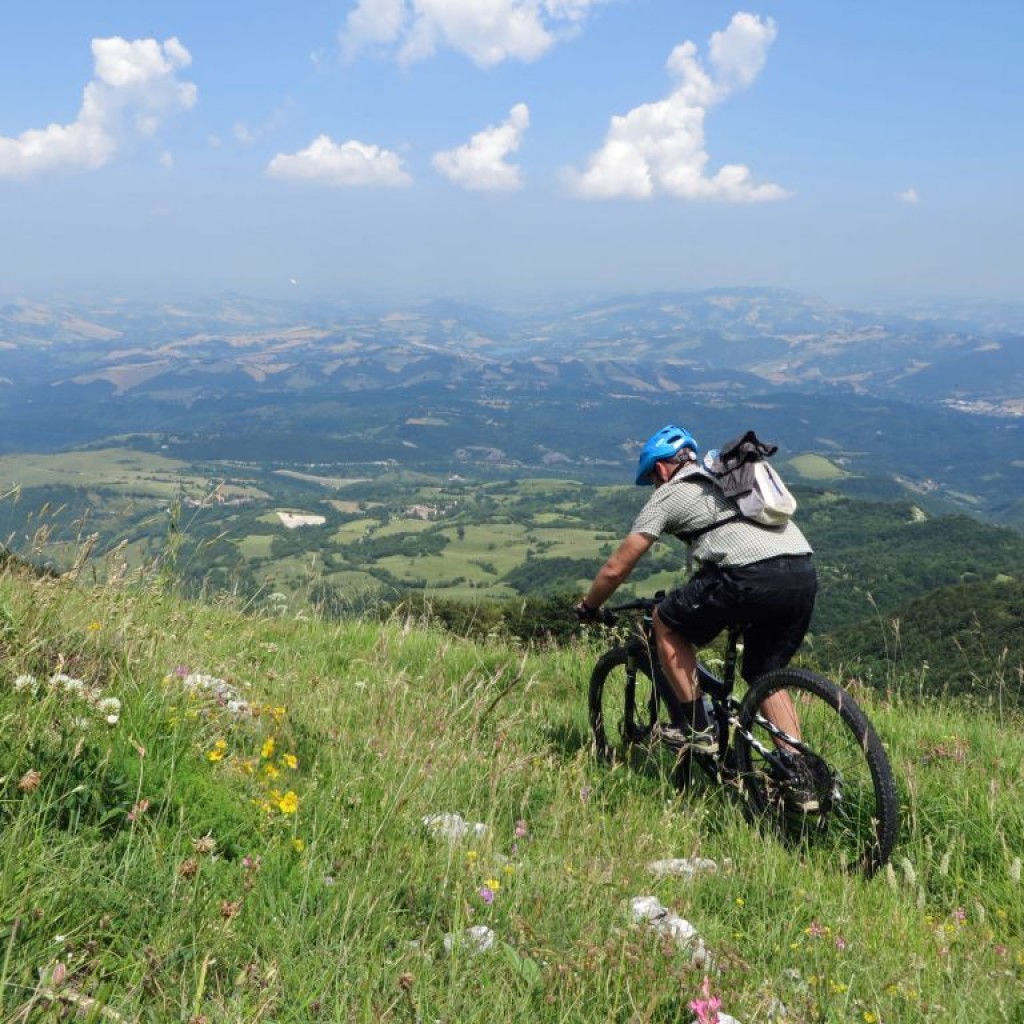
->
xmin=588 ymin=646 xmax=659 ymax=767
xmin=733 ymin=667 xmax=899 ymax=876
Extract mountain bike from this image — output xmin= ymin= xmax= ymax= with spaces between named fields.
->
xmin=586 ymin=595 xmax=899 ymax=876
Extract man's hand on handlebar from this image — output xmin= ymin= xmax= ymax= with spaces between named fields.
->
xmin=574 ymin=601 xmax=616 ymax=626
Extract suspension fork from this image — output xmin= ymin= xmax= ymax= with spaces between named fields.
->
xmin=626 ymin=635 xmax=661 ymax=729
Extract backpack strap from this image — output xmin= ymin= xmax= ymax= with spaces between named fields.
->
xmin=668 ymin=465 xmax=780 ymax=544
xmin=678 ymin=512 xmax=744 ymax=543
xmin=664 ymin=466 xmax=742 ymax=543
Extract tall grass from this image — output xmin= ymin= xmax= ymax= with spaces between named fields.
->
xmin=1 ymin=561 xmax=1022 ymax=1022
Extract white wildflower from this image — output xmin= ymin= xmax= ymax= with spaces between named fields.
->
xmin=97 ymin=695 xmax=122 ymax=725
xmin=13 ymin=674 xmax=38 ymax=693
xmin=52 ymin=673 xmax=86 ymax=695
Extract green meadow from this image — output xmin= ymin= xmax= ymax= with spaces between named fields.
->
xmin=0 ymin=555 xmax=1022 ymax=1022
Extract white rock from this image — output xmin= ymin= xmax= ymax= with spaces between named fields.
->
xmin=443 ymin=925 xmax=496 ymax=954
xmin=647 ymin=857 xmax=719 ymax=879
xmin=422 ymin=812 xmax=488 ymax=843
xmin=631 ymin=896 xmax=670 ymax=923
xmin=630 ymin=896 xmax=710 ymax=964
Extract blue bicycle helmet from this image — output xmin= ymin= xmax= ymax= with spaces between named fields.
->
xmin=635 ymin=424 xmax=699 ymax=485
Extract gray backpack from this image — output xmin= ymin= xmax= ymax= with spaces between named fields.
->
xmin=679 ymin=430 xmax=797 ymax=538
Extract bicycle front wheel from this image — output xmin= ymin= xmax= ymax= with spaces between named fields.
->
xmin=588 ymin=645 xmax=658 ymax=766
xmin=733 ymin=667 xmax=898 ymax=876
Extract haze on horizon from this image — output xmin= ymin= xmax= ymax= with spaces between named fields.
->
xmin=1 ymin=1 xmax=1022 ymax=309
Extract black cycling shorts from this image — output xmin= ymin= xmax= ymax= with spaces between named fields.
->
xmin=656 ymin=555 xmax=818 ymax=683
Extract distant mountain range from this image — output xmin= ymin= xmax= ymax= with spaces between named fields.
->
xmin=1 ymin=288 xmax=1021 ymax=528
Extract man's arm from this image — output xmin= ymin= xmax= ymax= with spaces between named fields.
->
xmin=579 ymin=532 xmax=656 ymax=611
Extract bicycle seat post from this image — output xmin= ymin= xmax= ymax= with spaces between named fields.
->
xmin=722 ymin=625 xmax=742 ymax=688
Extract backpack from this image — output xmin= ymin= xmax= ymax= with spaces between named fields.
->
xmin=678 ymin=430 xmax=797 ymax=538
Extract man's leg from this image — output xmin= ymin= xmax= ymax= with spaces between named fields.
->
xmin=653 ymin=609 xmax=710 ymax=735
xmin=739 ymin=561 xmax=817 ymax=748
xmin=758 ymin=690 xmax=802 ymax=746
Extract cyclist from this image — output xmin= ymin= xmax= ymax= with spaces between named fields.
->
xmin=576 ymin=424 xmax=818 ymax=756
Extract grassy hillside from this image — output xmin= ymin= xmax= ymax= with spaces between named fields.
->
xmin=824 ymin=578 xmax=1024 ymax=702
xmin=1 ymin=561 xmax=1022 ymax=1022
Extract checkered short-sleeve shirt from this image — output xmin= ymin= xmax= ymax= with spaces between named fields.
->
xmin=630 ymin=475 xmax=813 ymax=568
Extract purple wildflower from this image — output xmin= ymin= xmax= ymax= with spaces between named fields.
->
xmin=479 ymin=886 xmax=495 ymax=905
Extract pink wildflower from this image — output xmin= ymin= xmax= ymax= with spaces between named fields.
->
xmin=807 ymin=919 xmax=826 ymax=938
xmin=127 ymin=799 xmax=150 ymax=823
xmin=834 ymin=934 xmax=848 ymax=952
xmin=689 ymin=975 xmax=721 ymax=1024
xmin=514 ymin=819 xmax=528 ymax=838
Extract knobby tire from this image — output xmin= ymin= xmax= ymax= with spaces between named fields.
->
xmin=588 ymin=645 xmax=657 ymax=765
xmin=732 ymin=666 xmax=899 ymax=876
xmin=588 ymin=645 xmax=700 ymax=788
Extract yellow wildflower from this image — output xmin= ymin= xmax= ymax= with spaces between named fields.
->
xmin=263 ymin=763 xmax=280 ymax=780
xmin=278 ymin=791 xmax=299 ymax=814
xmin=87 ymin=621 xmax=101 ymax=632
xmin=484 ymin=878 xmax=501 ymax=891
xmin=207 ymin=738 xmax=228 ymax=762
xmin=261 ymin=737 xmax=276 ymax=759
xmin=465 ymin=850 xmax=478 ymax=862
xmin=281 ymin=753 xmax=298 ymax=770
xmin=292 ymin=838 xmax=306 ymax=853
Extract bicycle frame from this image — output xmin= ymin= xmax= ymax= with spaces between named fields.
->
xmin=611 ymin=596 xmax=744 ymax=767
xmin=609 ymin=597 xmax=807 ymax=779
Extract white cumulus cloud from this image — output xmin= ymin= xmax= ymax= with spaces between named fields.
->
xmin=566 ymin=13 xmax=788 ymax=202
xmin=898 ymin=186 xmax=921 ymax=204
xmin=0 ymin=36 xmax=196 ymax=179
xmin=341 ymin=0 xmax=606 ymax=67
xmin=267 ymin=135 xmax=413 ymax=187
xmin=433 ymin=103 xmax=529 ymax=190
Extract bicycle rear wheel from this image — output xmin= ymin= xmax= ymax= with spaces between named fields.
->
xmin=588 ymin=645 xmax=658 ymax=766
xmin=732 ymin=667 xmax=898 ymax=876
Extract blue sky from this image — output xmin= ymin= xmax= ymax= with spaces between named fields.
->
xmin=1 ymin=0 xmax=1022 ymax=306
